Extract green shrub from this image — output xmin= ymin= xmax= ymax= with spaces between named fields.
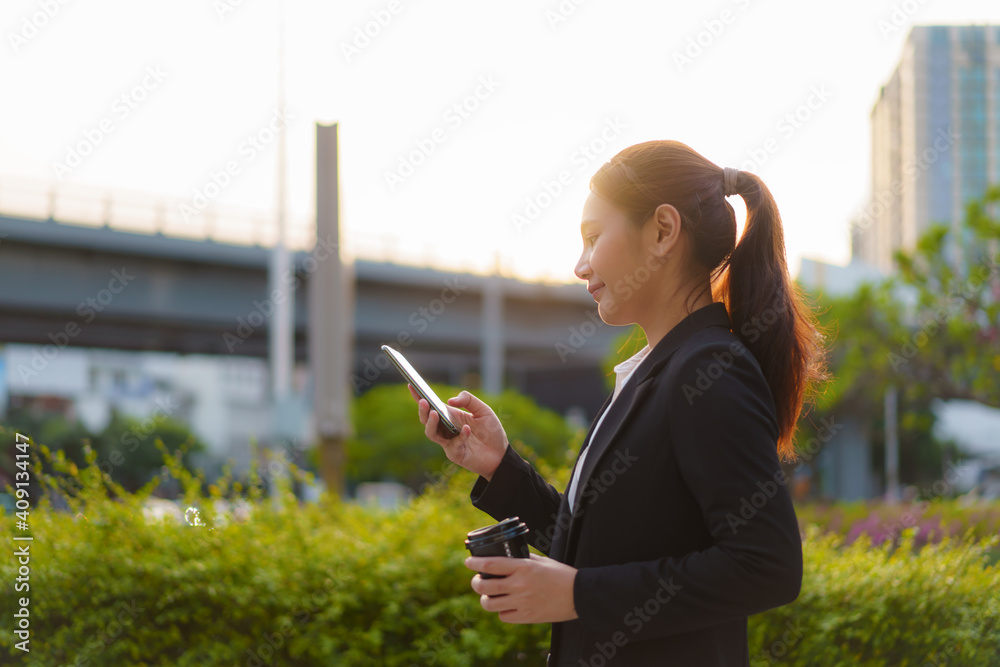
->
xmin=0 ymin=437 xmax=553 ymax=666
xmin=345 ymin=383 xmax=576 ymax=491
xmin=747 ymin=525 xmax=1000 ymax=667
xmin=0 ymin=430 xmax=997 ymax=666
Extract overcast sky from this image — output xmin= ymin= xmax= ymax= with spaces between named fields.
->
xmin=3 ymin=0 xmax=1000 ymax=283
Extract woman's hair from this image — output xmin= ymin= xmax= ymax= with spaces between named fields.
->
xmin=589 ymin=140 xmax=826 ymax=462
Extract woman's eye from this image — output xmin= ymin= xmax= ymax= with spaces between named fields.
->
xmin=586 ymin=236 xmax=597 ymax=246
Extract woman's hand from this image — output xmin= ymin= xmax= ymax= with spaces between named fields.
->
xmin=465 ymin=553 xmax=579 ymax=623
xmin=407 ymin=384 xmax=508 ymax=481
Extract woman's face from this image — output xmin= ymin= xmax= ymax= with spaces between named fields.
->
xmin=574 ymin=191 xmax=664 ymax=325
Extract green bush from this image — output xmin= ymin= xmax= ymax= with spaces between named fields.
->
xmin=747 ymin=525 xmax=1000 ymax=667
xmin=345 ymin=383 xmax=577 ymax=492
xmin=1 ymin=431 xmax=998 ymax=666
xmin=0 ymin=436 xmax=554 ymax=666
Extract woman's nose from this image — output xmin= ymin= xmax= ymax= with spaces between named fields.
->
xmin=574 ymin=253 xmax=590 ymax=281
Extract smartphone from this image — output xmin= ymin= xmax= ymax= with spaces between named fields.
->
xmin=381 ymin=344 xmax=461 ymax=438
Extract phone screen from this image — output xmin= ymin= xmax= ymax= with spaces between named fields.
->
xmin=381 ymin=345 xmax=460 ymax=437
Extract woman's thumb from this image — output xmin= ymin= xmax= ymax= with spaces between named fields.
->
xmin=448 ymin=391 xmax=470 ymax=406
xmin=449 ymin=390 xmax=483 ymax=412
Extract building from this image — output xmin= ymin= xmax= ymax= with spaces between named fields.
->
xmin=797 ymin=256 xmax=885 ymax=298
xmin=0 ymin=343 xmax=282 ymax=476
xmin=856 ymin=25 xmax=1000 ymax=272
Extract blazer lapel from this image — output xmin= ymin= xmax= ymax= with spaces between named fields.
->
xmin=569 ymin=373 xmax=655 ymax=512
xmin=557 ymin=371 xmax=656 ymax=561
xmin=552 ymin=302 xmax=734 ymax=564
xmin=548 ymin=390 xmax=613 ymax=562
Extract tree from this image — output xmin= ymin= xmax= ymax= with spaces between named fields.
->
xmin=0 ymin=406 xmax=206 ymax=494
xmin=808 ymin=183 xmax=1000 ymax=491
xmin=887 ymin=184 xmax=1000 ymax=406
xmin=88 ymin=409 xmax=206 ymax=492
xmin=344 ymin=383 xmax=574 ymax=492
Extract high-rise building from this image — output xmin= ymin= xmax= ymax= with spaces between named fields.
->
xmin=855 ymin=25 xmax=999 ymax=272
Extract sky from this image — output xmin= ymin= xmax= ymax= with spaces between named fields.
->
xmin=3 ymin=0 xmax=1000 ymax=284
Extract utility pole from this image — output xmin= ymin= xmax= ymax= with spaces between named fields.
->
xmin=481 ymin=250 xmax=504 ymax=394
xmin=884 ymin=384 xmax=899 ymax=503
xmin=267 ymin=0 xmax=297 ymax=482
xmin=310 ymin=123 xmax=353 ymax=499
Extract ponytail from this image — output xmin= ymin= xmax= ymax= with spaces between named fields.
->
xmin=714 ymin=171 xmax=826 ymax=462
xmin=590 ymin=141 xmax=827 ymax=462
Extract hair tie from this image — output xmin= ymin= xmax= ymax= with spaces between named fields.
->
xmin=722 ymin=167 xmax=740 ymax=197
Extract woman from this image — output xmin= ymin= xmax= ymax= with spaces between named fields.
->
xmin=409 ymin=140 xmax=825 ymax=665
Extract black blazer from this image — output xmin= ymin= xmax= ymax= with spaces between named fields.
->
xmin=470 ymin=302 xmax=803 ymax=666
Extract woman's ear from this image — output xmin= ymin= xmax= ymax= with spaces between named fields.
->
xmin=648 ymin=203 xmax=682 ymax=259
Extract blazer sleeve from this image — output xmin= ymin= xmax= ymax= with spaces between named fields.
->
xmin=572 ymin=341 xmax=803 ymax=639
xmin=469 ymin=443 xmax=564 ymax=556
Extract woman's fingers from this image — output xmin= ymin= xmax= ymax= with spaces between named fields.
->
xmin=447 ymin=390 xmax=490 ymax=417
xmin=465 ymin=556 xmax=520 ymax=577
xmin=411 ymin=385 xmax=461 ymax=430
xmin=410 ymin=384 xmax=481 ymax=468
xmin=424 ymin=406 xmax=441 ymax=442
xmin=470 ymin=573 xmax=511 ymax=598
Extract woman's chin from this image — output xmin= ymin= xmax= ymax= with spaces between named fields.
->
xmin=597 ymin=298 xmax=627 ymax=325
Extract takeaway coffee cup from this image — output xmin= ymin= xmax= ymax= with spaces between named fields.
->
xmin=464 ymin=516 xmax=530 ymax=579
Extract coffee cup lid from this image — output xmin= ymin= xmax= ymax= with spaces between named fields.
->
xmin=465 ymin=517 xmax=528 ymax=550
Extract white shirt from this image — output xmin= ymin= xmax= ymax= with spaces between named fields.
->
xmin=567 ymin=343 xmax=652 ymax=513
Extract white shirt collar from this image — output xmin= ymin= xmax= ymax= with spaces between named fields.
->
xmin=611 ymin=343 xmax=651 ymax=401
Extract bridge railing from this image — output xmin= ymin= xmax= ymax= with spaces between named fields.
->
xmin=0 ymin=175 xmax=314 ymax=249
xmin=0 ymin=175 xmax=577 ymax=283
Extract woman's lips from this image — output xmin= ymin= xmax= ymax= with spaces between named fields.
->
xmin=591 ymin=286 xmax=605 ymax=300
